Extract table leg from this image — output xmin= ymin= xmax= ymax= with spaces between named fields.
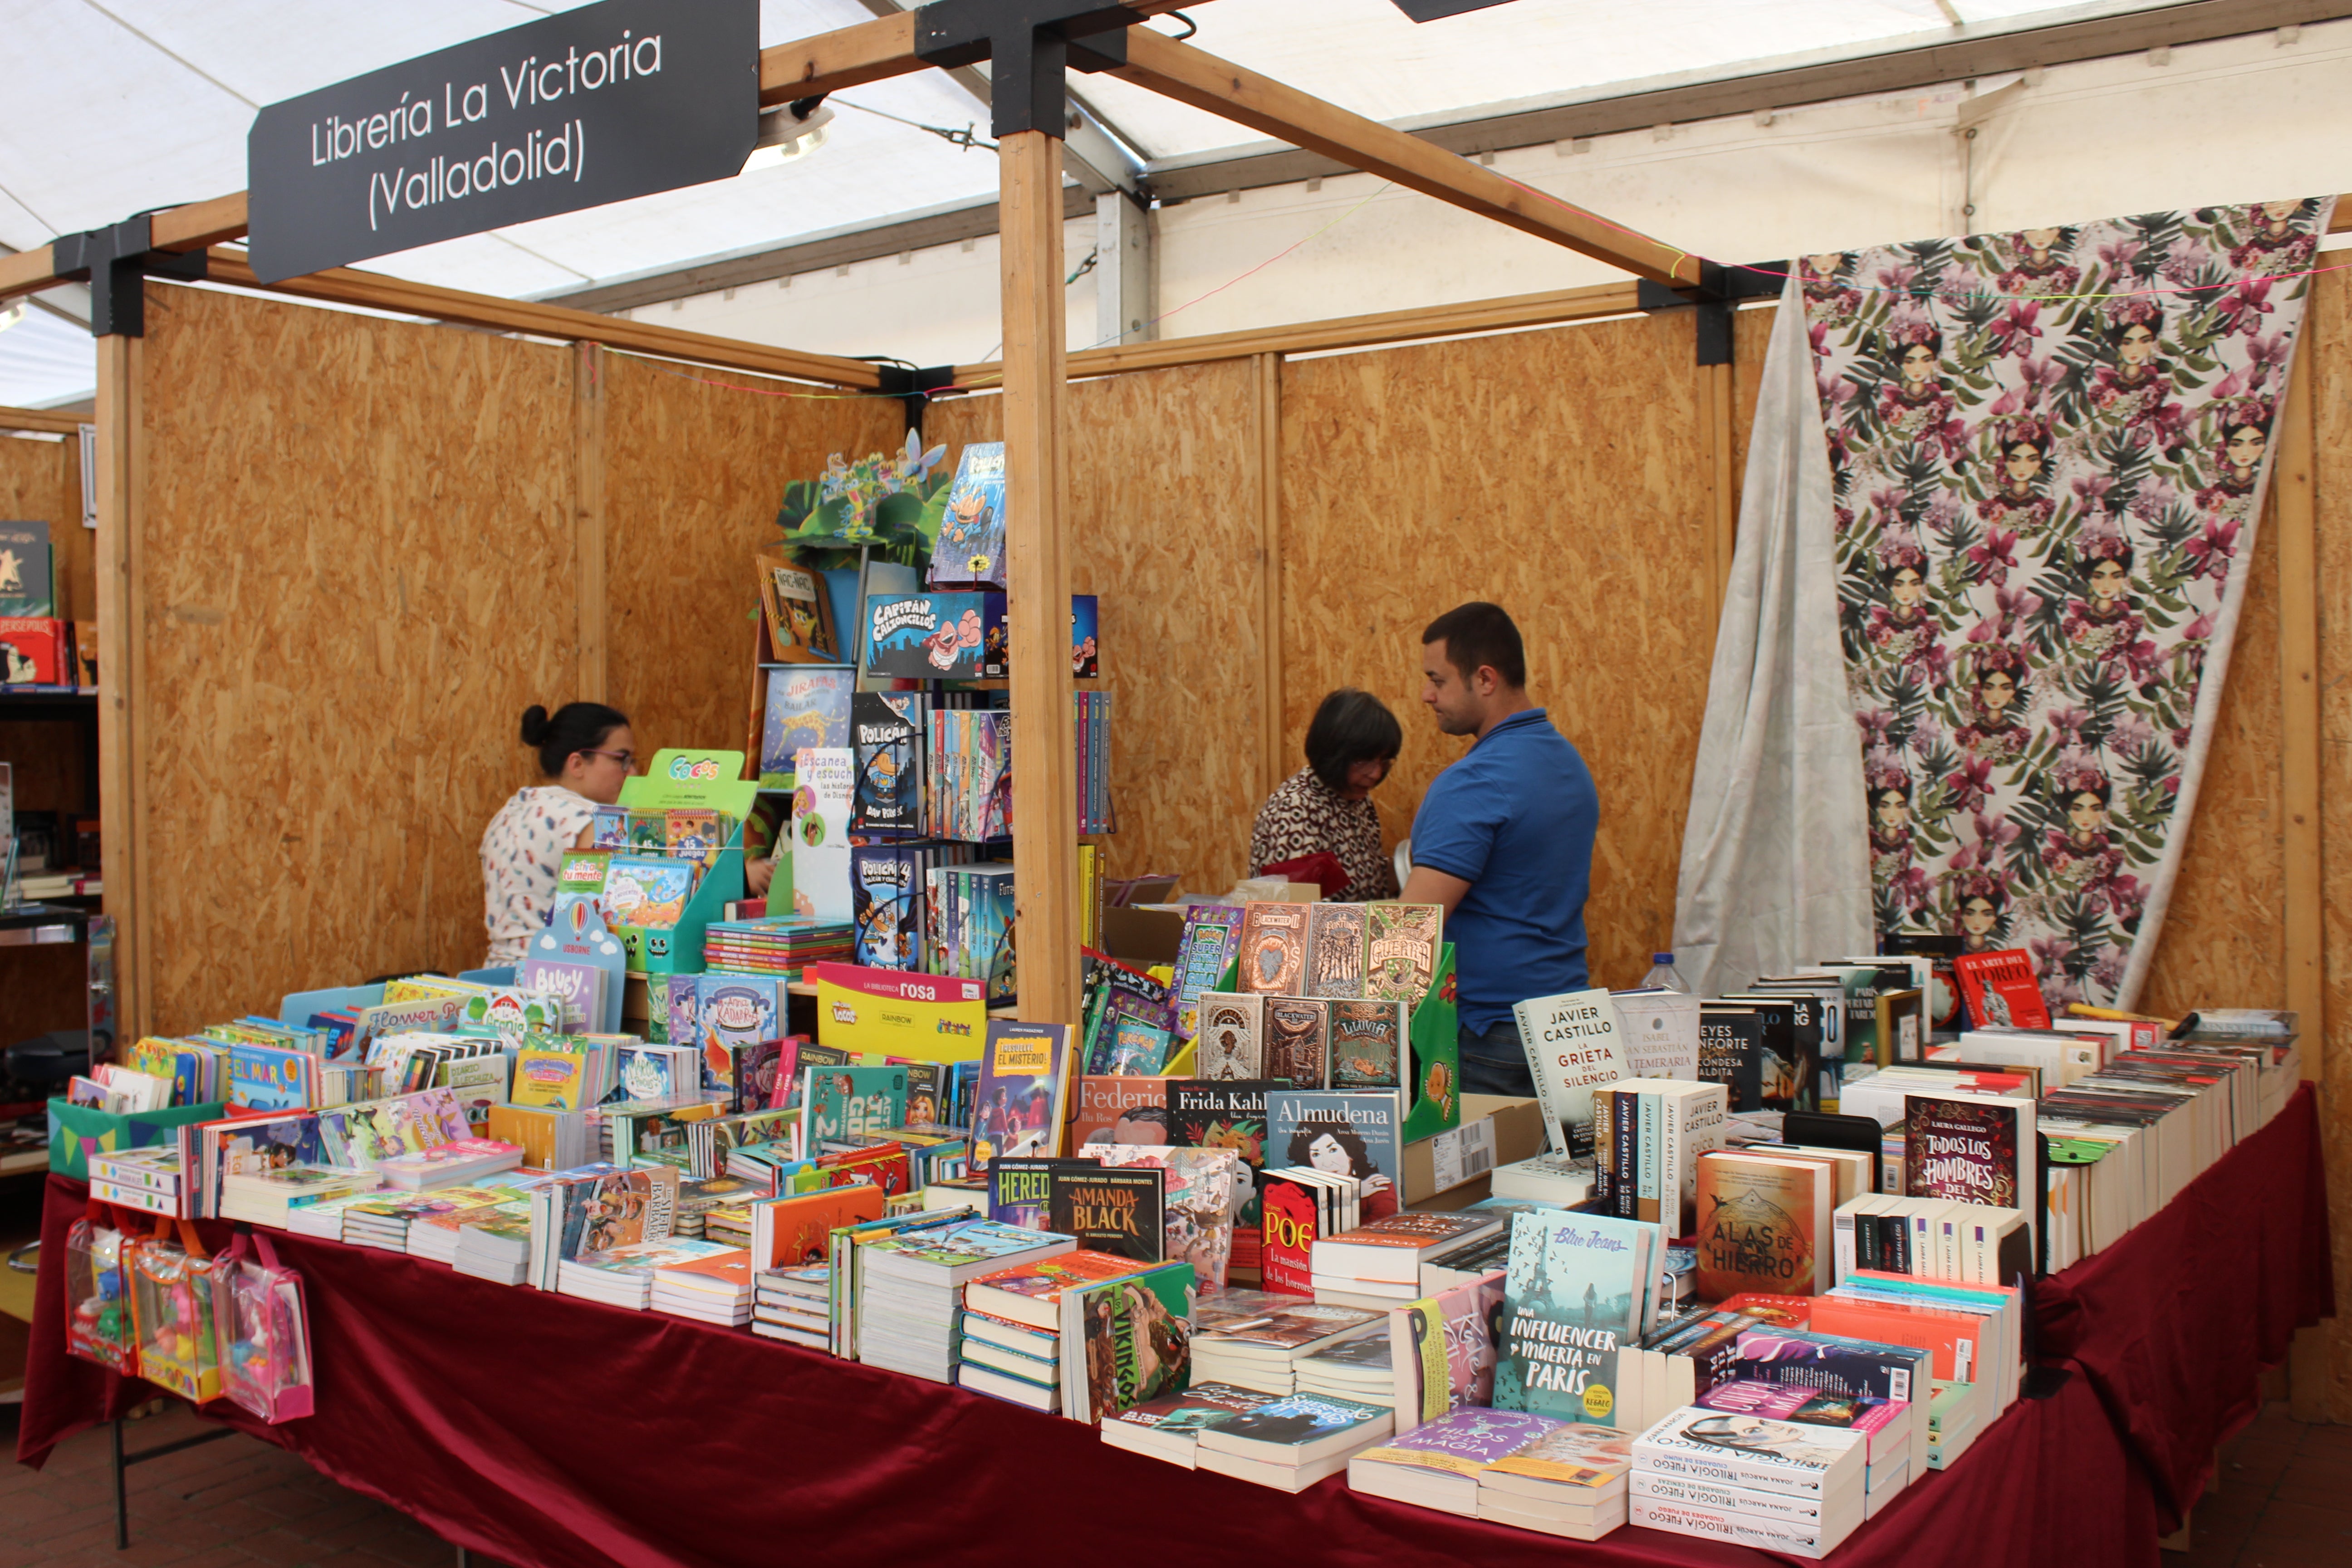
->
xmin=112 ymin=1419 xmax=127 ymax=1550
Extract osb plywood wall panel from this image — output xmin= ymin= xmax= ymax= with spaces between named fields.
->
xmin=601 ymin=358 xmax=897 ymax=754
xmin=920 ymin=362 xmax=1266 ymax=892
xmin=2303 ymin=269 xmax=2352 ymax=1422
xmin=0 ymin=430 xmax=90 ymax=619
xmin=1281 ymin=313 xmax=1711 ymax=990
xmin=138 ymin=284 xmax=575 ymax=1031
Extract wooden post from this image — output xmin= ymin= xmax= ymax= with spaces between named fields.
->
xmin=93 ymin=328 xmax=147 ymax=1040
xmin=573 ymin=343 xmax=608 ymax=704
xmin=1255 ymin=352 xmax=1286 ymax=801
xmin=1000 ymin=128 xmax=1081 ymax=1026
xmin=2274 ymin=340 xmax=2327 ymax=1424
xmin=1701 ymin=357 xmax=1737 ymax=614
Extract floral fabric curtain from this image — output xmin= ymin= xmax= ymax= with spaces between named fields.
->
xmin=1804 ymin=199 xmax=2332 ymax=1007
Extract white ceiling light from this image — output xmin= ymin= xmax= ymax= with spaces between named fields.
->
xmin=0 ymin=301 xmax=24 ymax=336
xmin=743 ymin=101 xmax=834 ymax=174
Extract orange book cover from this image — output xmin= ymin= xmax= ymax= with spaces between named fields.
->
xmin=754 ymin=1185 xmax=886 ymax=1269
xmin=1808 ymin=1297 xmax=1988 ymax=1385
xmin=967 ymin=1248 xmax=1141 ymax=1301
xmin=657 ymin=1250 xmax=755 ymax=1290
xmin=1693 ymin=1152 xmax=1829 ymax=1301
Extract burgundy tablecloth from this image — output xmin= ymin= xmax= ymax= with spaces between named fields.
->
xmin=18 ymin=1085 xmax=2328 ymax=1568
xmin=2033 ymin=1082 xmax=2335 ymax=1529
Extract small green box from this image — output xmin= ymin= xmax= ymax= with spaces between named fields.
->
xmin=47 ymin=1100 xmax=225 ymax=1180
xmin=1401 ymin=943 xmax=1462 ymax=1143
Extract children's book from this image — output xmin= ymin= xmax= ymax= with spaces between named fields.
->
xmin=694 ymin=976 xmax=782 ymax=1088
xmin=760 ymin=666 xmax=854 ymax=782
xmin=1305 ymin=903 xmax=1368 ymax=999
xmin=519 ymin=957 xmax=606 ymax=1032
xmin=0 ymin=522 xmax=53 ymax=618
xmin=1193 ymin=993 xmax=1266 ymax=1081
xmin=1068 ymin=1075 xmax=1173 ymax=1150
xmin=1363 ymin=903 xmax=1443 ymax=1001
xmin=802 ymin=1064 xmax=910 ymax=1147
xmin=604 ymin=856 xmax=696 ymax=930
xmin=987 ymin=1156 xmax=1101 ymax=1229
xmin=864 ymin=591 xmax=987 ymax=681
xmin=1093 ymin=997 xmax=1176 ymax=1078
xmin=510 ymin=1040 xmax=597 ymax=1112
xmin=1492 ymin=1210 xmax=1655 ymax=1428
xmin=971 ymin=1020 xmax=1075 ymax=1167
xmin=850 ymin=843 xmax=924 ymax=971
xmin=1264 ymin=998 xmax=1330 ymax=1089
xmin=750 ymin=1183 xmax=887 ymax=1270
xmin=929 ymin=441 xmax=1007 ymax=588
xmin=850 ymin=691 xmax=923 ymax=835
xmin=226 ymin=1044 xmax=314 ymax=1112
xmin=755 ymin=550 xmax=840 ymax=663
xmin=1236 ymin=902 xmax=1308 ymax=995
xmin=1171 ymin=905 xmax=1245 ymax=1041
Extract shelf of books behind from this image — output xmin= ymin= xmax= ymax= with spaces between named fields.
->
xmin=53 ymin=472 xmax=2308 ymax=1555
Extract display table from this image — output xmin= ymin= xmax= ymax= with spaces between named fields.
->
xmin=17 ymin=1087 xmax=2330 ymax=1568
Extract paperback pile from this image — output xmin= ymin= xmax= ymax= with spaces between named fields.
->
xmin=956 ymin=1304 xmax=1063 ymax=1411
xmin=751 ymin=1265 xmax=831 ymax=1348
xmin=1102 ymin=1382 xmax=1279 ymax=1467
xmin=453 ymin=1213 xmax=534 ymax=1285
xmin=652 ymin=1250 xmax=756 ymax=1325
xmin=1349 ymin=1410 xmax=1633 ymax=1539
xmin=377 ymin=1138 xmax=525 ymax=1191
xmin=407 ymin=1195 xmax=526 ymax=1266
xmin=86 ymin=1149 xmax=186 ymax=1217
xmin=702 ymin=915 xmax=854 ymax=978
xmin=1194 ymin=1391 xmax=1394 ymax=1493
xmin=853 ymin=1218 xmax=1074 ymax=1384
xmin=1629 ymin=1405 xmax=1872 ymax=1558
xmin=1309 ymin=1210 xmax=1502 ymax=1312
xmin=217 ymin=1165 xmax=373 ymax=1228
xmin=956 ymin=1250 xmax=1154 ymax=1413
xmin=557 ymin=1238 xmax=740 ymax=1310
xmin=1190 ymin=1294 xmax=1383 ymax=1396
xmin=1294 ymin=1324 xmax=1397 ymax=1407
xmin=340 ymin=1188 xmax=516 ymax=1252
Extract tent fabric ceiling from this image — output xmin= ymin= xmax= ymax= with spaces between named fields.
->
xmin=0 ymin=0 xmax=2178 ymax=403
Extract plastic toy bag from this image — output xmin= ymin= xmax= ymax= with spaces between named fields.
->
xmin=63 ymin=1213 xmax=138 ymax=1375
xmin=125 ymin=1227 xmax=223 ymax=1403
xmin=210 ymin=1229 xmax=314 ymax=1422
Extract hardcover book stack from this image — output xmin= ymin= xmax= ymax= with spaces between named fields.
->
xmin=452 ymin=1212 xmax=534 ymax=1285
xmin=557 ymin=1238 xmax=742 ymax=1310
xmin=1294 ymin=1324 xmax=1398 ymax=1407
xmin=1629 ymin=1405 xmax=1872 ymax=1558
xmin=956 ymin=1250 xmax=1146 ymax=1413
xmin=406 ymin=1193 xmax=527 ymax=1266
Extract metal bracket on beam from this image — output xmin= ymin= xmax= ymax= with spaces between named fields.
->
xmin=1636 ymin=260 xmax=1781 ymax=366
xmin=49 ymin=216 xmax=209 ymax=338
xmin=915 ymin=3 xmax=1143 ymax=138
xmin=877 ymin=363 xmax=961 ymax=435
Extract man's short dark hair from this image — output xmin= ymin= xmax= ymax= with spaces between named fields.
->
xmin=1423 ymin=603 xmax=1526 ymax=689
xmin=1304 ymin=689 xmax=1402 ymax=792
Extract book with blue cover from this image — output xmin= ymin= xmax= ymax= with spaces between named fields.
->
xmin=803 ymin=1064 xmax=910 ymax=1147
xmin=851 ymin=843 xmax=925 ymax=970
xmin=759 ymin=664 xmax=854 ymax=782
xmin=226 ymin=1043 xmax=314 ymax=1112
xmin=929 ymin=442 xmax=1007 ymax=589
xmin=864 ymin=592 xmax=987 ymax=681
xmin=1491 ymin=1209 xmax=1656 ymax=1428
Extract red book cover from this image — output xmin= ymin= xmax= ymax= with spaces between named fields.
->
xmin=1950 ymin=950 xmax=2051 ymax=1030
xmin=1259 ymin=1176 xmax=1318 ymax=1298
xmin=1902 ymin=1095 xmax=2024 ymax=1210
xmin=0 ymin=617 xmax=68 ymax=684
xmin=819 ymin=1143 xmax=911 ymax=1197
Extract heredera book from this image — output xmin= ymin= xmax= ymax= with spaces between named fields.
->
xmin=1492 ymin=1210 xmax=1654 ymax=1429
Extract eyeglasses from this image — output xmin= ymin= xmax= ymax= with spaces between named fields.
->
xmin=582 ymin=749 xmax=636 ymax=768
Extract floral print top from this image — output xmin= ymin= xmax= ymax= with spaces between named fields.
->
xmin=480 ymin=785 xmax=600 ymax=966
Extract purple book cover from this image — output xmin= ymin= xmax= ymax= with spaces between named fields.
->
xmin=1358 ymin=1408 xmax=1559 ymax=1474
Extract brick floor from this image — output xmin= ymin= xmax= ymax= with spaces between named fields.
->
xmin=0 ymin=1402 xmax=502 ymax=1568
xmin=2175 ymin=1401 xmax=2352 ymax=1567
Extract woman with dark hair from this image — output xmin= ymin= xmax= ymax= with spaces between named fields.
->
xmin=1874 ymin=319 xmax=1949 ymax=436
xmin=2091 ymin=300 xmax=2170 ymax=425
xmin=1249 ymin=688 xmax=1404 ymax=902
xmin=2041 ymin=755 xmax=2124 ymax=889
xmin=1953 ymin=874 xmax=2009 ymax=955
xmin=2230 ymin=198 xmax=2320 ymax=275
xmin=1285 ymin=1117 xmax=1394 ymax=1204
xmin=1951 ymin=647 xmax=2030 ymax=764
xmin=479 ymin=701 xmax=635 ymax=965
xmin=2195 ymin=406 xmax=2270 ymax=522
xmin=2062 ymin=524 xmax=2145 ymax=661
xmin=1864 ymin=536 xmax=1936 ymax=669
xmin=1978 ymin=418 xmax=2055 ymax=534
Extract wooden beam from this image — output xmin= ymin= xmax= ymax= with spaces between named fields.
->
xmin=573 ymin=343 xmax=609 ymax=705
xmin=0 ymin=403 xmax=89 ymax=436
xmin=1000 ymin=127 xmax=1082 ymax=1031
xmin=2275 ymin=342 xmax=2321 ymax=1062
xmin=93 ymin=329 xmax=147 ymax=1040
xmin=760 ymin=11 xmax=918 ymax=104
xmin=1702 ymin=357 xmax=1736 ymax=619
xmin=151 ymin=193 xmax=249 ymax=254
xmin=1254 ymin=352 xmax=1285 ymax=803
xmin=1112 ymin=29 xmax=1702 ymax=287
xmin=955 ymin=279 xmax=1644 ymax=387
xmin=202 ymin=249 xmax=885 ymax=389
xmin=0 ymin=245 xmax=56 ymax=304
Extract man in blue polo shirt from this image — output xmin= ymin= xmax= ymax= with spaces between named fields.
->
xmin=1400 ymin=602 xmax=1599 ymax=1097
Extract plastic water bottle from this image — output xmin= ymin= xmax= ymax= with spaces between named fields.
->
xmin=1641 ymin=952 xmax=1689 ymax=992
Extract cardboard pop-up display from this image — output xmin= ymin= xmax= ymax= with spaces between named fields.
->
xmin=604 ymin=748 xmax=757 ymax=975
xmin=810 ymin=961 xmax=987 ymax=1064
xmin=521 ymin=899 xmax=630 ymax=1035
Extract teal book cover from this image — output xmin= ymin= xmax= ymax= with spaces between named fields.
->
xmin=804 ymin=1064 xmax=909 ymax=1146
xmin=1491 ymin=1210 xmax=1654 ymax=1427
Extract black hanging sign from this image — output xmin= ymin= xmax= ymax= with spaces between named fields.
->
xmin=246 ymin=0 xmax=759 ymax=284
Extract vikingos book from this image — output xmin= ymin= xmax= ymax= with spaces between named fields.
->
xmin=1492 ymin=1210 xmax=1654 ymax=1428
xmin=930 ymin=442 xmax=1007 ymax=588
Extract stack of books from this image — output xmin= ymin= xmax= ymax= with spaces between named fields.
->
xmin=453 ymin=1213 xmax=534 ymax=1285
xmin=1350 ymin=1409 xmax=1629 ymax=1534
xmin=1310 ymin=1211 xmax=1502 ymax=1312
xmin=702 ymin=915 xmax=854 ymax=978
xmin=1628 ymin=1406 xmax=1870 ymax=1558
xmin=87 ymin=1149 xmax=187 ymax=1217
xmin=751 ymin=1265 xmax=831 ymax=1348
xmin=1193 ymin=1391 xmax=1394 ymax=1492
xmin=1928 ymin=1380 xmax=1981 ymax=1470
xmin=1487 ymin=1153 xmax=1597 ymax=1207
xmin=341 ymin=1189 xmax=515 ymax=1252
xmin=1293 ymin=1324 xmax=1398 ymax=1407
xmin=406 ymin=1196 xmax=526 ymax=1266
xmin=652 ymin=1250 xmax=756 ymax=1325
xmin=556 ymin=1238 xmax=739 ymax=1310
xmin=284 ymin=1191 xmax=379 ymax=1240
xmin=1189 ymin=1296 xmax=1383 ymax=1396
xmin=854 ymin=1219 xmax=1075 ymax=1384
xmin=1101 ymin=1382 xmax=1279 ymax=1466
xmin=218 ymin=1165 xmax=373 ymax=1228
xmin=956 ymin=1250 xmax=1145 ymax=1411
xmin=1690 ymin=1380 xmax=1911 ymax=1517
xmin=374 ymin=1138 xmax=525 ymax=1191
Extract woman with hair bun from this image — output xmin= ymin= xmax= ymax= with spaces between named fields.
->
xmin=480 ymin=701 xmax=635 ymax=965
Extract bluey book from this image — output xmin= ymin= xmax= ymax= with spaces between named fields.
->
xmin=1492 ymin=1210 xmax=1655 ymax=1427
xmin=930 ymin=441 xmax=1007 ymax=588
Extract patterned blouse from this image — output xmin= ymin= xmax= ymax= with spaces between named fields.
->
xmin=480 ymin=785 xmax=601 ymax=966
xmin=1250 ymin=768 xmax=1398 ymax=903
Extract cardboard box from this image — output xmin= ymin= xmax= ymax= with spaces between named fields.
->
xmin=1403 ymin=1093 xmax=1547 ymax=1210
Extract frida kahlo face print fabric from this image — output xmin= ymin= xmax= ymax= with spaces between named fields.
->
xmin=1803 ymin=198 xmax=2332 ymax=1008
